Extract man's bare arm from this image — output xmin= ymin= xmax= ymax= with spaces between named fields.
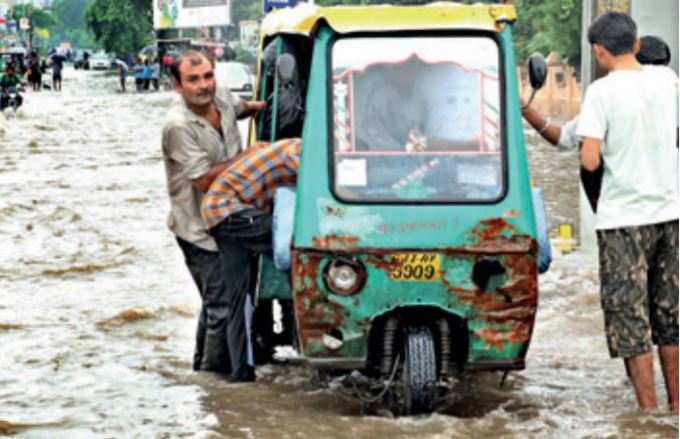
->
xmin=580 ymin=137 xmax=602 ymax=171
xmin=191 ymin=158 xmax=237 ymax=193
xmin=190 ymin=143 xmax=265 ymax=192
xmin=520 ymin=99 xmax=562 ymax=146
xmin=237 ymin=100 xmax=266 ymax=120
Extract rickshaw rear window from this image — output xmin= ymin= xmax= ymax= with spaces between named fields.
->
xmin=331 ymin=36 xmax=503 ymax=202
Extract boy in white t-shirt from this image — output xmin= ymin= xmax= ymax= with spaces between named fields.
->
xmin=520 ymin=35 xmax=673 ymax=213
xmin=577 ymin=12 xmax=679 ymax=414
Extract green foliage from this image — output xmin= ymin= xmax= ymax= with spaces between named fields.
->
xmin=85 ymin=0 xmax=153 ymax=57
xmin=513 ymin=0 xmax=582 ymax=70
xmin=233 ymin=2 xmax=264 ymax=23
xmin=49 ymin=0 xmax=98 ymax=49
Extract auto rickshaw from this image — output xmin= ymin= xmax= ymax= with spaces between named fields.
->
xmin=249 ymin=2 xmax=549 ymax=415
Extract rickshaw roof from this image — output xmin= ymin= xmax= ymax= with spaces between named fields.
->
xmin=259 ymin=2 xmax=517 ymax=38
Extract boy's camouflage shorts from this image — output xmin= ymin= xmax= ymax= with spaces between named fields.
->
xmin=597 ymin=220 xmax=679 ymax=358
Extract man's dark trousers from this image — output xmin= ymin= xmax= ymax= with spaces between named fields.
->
xmin=176 ymin=237 xmax=232 ymax=374
xmin=210 ymin=208 xmax=272 ymax=382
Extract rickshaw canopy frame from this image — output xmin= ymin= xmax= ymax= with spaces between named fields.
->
xmin=259 ymin=3 xmax=517 ymax=39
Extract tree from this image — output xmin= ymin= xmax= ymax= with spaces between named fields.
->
xmin=85 ymin=0 xmax=153 ymax=57
xmin=233 ymin=2 xmax=264 ymax=24
xmin=513 ymin=0 xmax=582 ymax=71
xmin=49 ymin=0 xmax=98 ymax=50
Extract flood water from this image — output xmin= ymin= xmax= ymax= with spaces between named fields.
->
xmin=0 ymin=68 xmax=677 ymax=438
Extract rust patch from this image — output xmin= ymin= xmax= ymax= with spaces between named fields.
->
xmin=474 ymin=323 xmax=531 ymax=351
xmin=441 ymin=253 xmax=538 ymax=351
xmin=472 ymin=218 xmax=517 ymax=240
xmin=312 ymin=234 xmax=359 ymax=250
xmin=365 ymin=253 xmax=400 ymax=272
xmin=460 ymin=218 xmax=535 ymax=253
xmin=291 ymin=251 xmax=346 ymax=355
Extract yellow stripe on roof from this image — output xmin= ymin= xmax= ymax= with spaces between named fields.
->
xmin=260 ymin=2 xmax=517 ymax=37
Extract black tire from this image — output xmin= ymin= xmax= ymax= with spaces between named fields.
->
xmin=402 ymin=326 xmax=437 ymax=415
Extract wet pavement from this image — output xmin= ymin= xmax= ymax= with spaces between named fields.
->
xmin=0 ymin=67 xmax=677 ymax=438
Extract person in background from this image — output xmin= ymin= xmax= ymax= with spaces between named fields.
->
xmin=162 ymin=50 xmax=174 ymax=76
xmin=161 ymin=49 xmax=265 ymax=377
xmin=134 ymin=58 xmax=145 ymax=92
xmin=0 ymin=63 xmax=23 ymax=109
xmin=51 ymin=53 xmax=64 ymax=92
xmin=151 ymin=59 xmax=160 ymax=91
xmin=579 ymin=12 xmax=678 ymax=414
xmin=142 ymin=59 xmax=152 ymax=91
xmin=26 ymin=52 xmax=41 ymax=92
xmin=116 ymin=60 xmax=129 ymax=93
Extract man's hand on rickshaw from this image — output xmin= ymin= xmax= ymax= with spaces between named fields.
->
xmin=239 ymin=100 xmax=267 ymax=118
xmin=249 ymin=100 xmax=267 ymax=112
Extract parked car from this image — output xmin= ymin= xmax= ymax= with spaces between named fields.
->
xmin=214 ymin=61 xmax=254 ymax=100
xmin=90 ymin=52 xmax=112 ymax=70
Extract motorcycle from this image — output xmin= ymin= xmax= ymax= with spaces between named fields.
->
xmin=0 ymin=87 xmax=23 ymax=113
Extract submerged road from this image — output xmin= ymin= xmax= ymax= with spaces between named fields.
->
xmin=0 ymin=67 xmax=677 ymax=438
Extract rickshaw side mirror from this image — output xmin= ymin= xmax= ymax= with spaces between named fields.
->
xmin=527 ymin=53 xmax=548 ymax=90
xmin=276 ymin=53 xmax=298 ymax=86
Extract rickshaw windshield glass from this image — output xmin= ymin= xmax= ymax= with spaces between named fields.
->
xmin=331 ymin=36 xmax=503 ymax=202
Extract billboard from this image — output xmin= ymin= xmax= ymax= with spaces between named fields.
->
xmin=154 ymin=0 xmax=231 ymax=29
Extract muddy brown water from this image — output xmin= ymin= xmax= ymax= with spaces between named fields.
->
xmin=0 ymin=68 xmax=677 ymax=438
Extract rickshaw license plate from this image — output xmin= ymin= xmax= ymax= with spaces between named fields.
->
xmin=389 ymin=253 xmax=441 ymax=281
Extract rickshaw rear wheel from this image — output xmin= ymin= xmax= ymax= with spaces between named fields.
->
xmin=401 ymin=326 xmax=437 ymax=415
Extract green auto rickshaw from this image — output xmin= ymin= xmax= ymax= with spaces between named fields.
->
xmin=249 ymin=2 xmax=549 ymax=415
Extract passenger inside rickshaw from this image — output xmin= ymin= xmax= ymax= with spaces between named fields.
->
xmin=331 ymin=36 xmax=503 ymax=202
xmin=259 ymin=36 xmax=312 ymax=141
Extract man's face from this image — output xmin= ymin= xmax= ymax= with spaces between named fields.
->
xmin=174 ymin=56 xmax=216 ymax=108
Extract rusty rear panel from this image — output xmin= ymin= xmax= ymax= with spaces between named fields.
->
xmin=291 ymin=243 xmax=538 ymax=367
xmin=290 ymin=25 xmax=538 ymax=369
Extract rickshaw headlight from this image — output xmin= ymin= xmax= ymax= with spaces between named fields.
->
xmin=324 ymin=257 xmax=366 ymax=296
